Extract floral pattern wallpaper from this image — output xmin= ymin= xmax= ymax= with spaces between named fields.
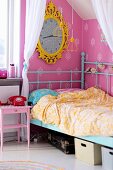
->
xmin=20 ymin=0 xmax=113 ymax=94
xmin=83 ymin=20 xmax=113 ymax=95
xmin=27 ymin=0 xmax=82 ymax=90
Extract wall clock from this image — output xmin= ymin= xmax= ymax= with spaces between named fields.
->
xmin=36 ymin=0 xmax=69 ymax=64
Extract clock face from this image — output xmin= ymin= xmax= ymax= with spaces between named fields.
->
xmin=39 ymin=18 xmax=63 ymax=54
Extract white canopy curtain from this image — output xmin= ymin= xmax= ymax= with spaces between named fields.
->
xmin=22 ymin=0 xmax=46 ymax=98
xmin=91 ymin=0 xmax=113 ymax=53
xmin=21 ymin=0 xmax=46 ymax=140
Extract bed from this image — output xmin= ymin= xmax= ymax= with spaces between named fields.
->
xmin=28 ymin=52 xmax=113 ymax=148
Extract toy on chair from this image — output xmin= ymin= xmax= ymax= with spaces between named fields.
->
xmin=8 ymin=96 xmax=26 ymax=106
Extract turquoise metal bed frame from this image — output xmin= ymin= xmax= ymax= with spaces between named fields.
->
xmin=29 ymin=52 xmax=113 ymax=148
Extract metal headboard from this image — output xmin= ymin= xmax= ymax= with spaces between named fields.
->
xmin=28 ymin=70 xmax=82 ymax=91
xmin=81 ymin=52 xmax=113 ymax=93
xmin=28 ymin=52 xmax=113 ymax=93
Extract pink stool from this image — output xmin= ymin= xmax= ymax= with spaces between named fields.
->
xmin=0 ymin=105 xmax=31 ymax=151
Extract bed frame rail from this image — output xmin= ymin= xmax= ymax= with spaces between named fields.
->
xmin=28 ymin=70 xmax=82 ymax=90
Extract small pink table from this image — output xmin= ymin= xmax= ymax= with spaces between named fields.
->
xmin=0 ymin=105 xmax=31 ymax=151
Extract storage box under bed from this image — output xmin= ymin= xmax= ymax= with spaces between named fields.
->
xmin=48 ymin=130 xmax=75 ymax=154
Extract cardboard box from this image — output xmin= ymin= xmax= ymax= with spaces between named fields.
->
xmin=102 ymin=147 xmax=113 ymax=170
xmin=74 ymin=138 xmax=102 ymax=165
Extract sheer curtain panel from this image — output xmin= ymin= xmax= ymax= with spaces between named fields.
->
xmin=21 ymin=0 xmax=46 ymax=140
xmin=91 ymin=0 xmax=113 ymax=53
xmin=22 ymin=0 xmax=46 ymax=98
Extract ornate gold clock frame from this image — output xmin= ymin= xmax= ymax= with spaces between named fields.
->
xmin=36 ymin=0 xmax=69 ymax=64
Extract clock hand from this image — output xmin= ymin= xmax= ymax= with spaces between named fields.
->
xmin=43 ymin=35 xmax=62 ymax=39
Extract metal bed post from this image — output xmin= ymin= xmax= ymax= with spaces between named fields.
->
xmin=71 ymin=70 xmax=72 ymax=88
xmin=60 ymin=81 xmax=62 ymax=89
xmin=37 ymin=71 xmax=40 ymax=89
xmin=81 ymin=52 xmax=86 ymax=89
xmin=106 ymin=73 xmax=109 ymax=94
xmin=95 ymin=62 xmax=98 ymax=87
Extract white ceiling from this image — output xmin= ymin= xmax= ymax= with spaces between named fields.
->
xmin=66 ymin=0 xmax=96 ymax=20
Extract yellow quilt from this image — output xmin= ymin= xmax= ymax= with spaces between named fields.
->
xmin=31 ymin=87 xmax=113 ymax=136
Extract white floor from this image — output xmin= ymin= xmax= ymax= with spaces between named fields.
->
xmin=0 ymin=141 xmax=103 ymax=170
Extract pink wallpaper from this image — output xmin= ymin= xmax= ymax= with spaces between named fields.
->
xmin=20 ymin=0 xmax=113 ymax=94
xmin=83 ymin=20 xmax=113 ymax=95
xmin=28 ymin=0 xmax=82 ymax=72
xmin=20 ymin=0 xmax=83 ymax=89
